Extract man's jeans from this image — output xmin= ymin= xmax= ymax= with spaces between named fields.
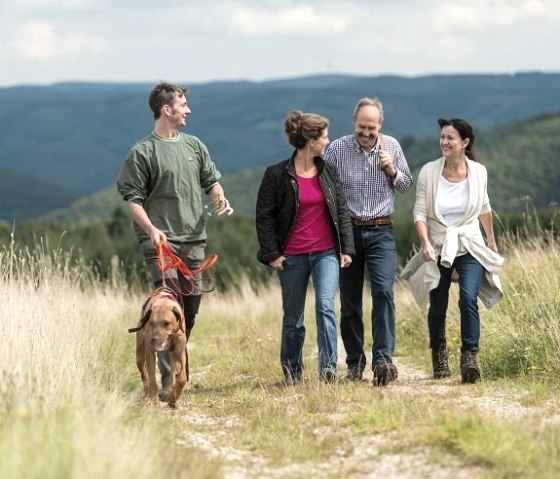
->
xmin=340 ymin=225 xmax=397 ymax=369
xmin=428 ymin=253 xmax=484 ymax=353
xmin=278 ymin=249 xmax=339 ymax=379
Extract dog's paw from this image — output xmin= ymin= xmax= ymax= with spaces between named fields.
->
xmin=144 ymin=395 xmax=160 ymax=406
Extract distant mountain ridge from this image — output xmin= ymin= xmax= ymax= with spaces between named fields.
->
xmin=2 ymin=72 xmax=560 ymax=221
xmin=0 ymin=168 xmax=79 ymax=224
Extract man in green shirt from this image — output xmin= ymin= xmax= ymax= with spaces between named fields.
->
xmin=117 ymin=82 xmax=233 ymax=400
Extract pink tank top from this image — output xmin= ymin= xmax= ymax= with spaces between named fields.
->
xmin=284 ymin=174 xmax=336 ymax=255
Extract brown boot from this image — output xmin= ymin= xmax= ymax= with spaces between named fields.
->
xmin=431 ymin=345 xmax=451 ymax=379
xmin=461 ymin=349 xmax=481 ymax=384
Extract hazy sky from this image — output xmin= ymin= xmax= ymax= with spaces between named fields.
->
xmin=1 ymin=0 xmax=558 ymax=87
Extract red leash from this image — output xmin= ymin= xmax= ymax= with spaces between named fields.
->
xmin=157 ymin=242 xmax=218 ymax=294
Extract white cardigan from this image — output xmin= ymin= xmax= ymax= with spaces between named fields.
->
xmin=401 ymin=157 xmax=504 ymax=309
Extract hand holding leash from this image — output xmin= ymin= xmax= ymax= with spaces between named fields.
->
xmin=149 ymin=227 xmax=167 ymax=247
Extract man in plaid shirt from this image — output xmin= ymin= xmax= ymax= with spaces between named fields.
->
xmin=324 ymin=97 xmax=413 ymax=386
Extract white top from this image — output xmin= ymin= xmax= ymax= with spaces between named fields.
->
xmin=438 ymin=176 xmax=469 ymax=226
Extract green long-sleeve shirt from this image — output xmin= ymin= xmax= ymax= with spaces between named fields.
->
xmin=117 ymin=132 xmax=222 ymax=243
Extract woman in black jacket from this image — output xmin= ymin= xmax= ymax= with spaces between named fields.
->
xmin=256 ymin=110 xmax=355 ymax=384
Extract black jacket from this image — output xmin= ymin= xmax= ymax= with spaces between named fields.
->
xmin=256 ymin=154 xmax=355 ymax=265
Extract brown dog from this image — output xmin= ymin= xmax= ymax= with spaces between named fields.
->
xmin=129 ymin=287 xmax=188 ymax=408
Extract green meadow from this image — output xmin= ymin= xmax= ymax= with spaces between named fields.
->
xmin=1 ymin=230 xmax=559 ymax=478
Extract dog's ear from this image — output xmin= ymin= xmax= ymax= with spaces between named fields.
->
xmin=172 ymin=306 xmax=183 ymax=322
xmin=172 ymin=306 xmax=185 ymax=332
xmin=128 ymin=307 xmax=152 ymax=333
xmin=140 ymin=308 xmax=152 ymax=325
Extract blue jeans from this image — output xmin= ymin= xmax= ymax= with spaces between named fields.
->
xmin=428 ymin=253 xmax=484 ymax=353
xmin=340 ymin=225 xmax=397 ymax=369
xmin=278 ymin=249 xmax=340 ymax=379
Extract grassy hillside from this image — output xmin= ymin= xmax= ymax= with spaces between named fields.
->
xmin=2 ymin=72 xmax=560 ymax=222
xmin=2 ymin=234 xmax=559 ymax=478
xmin=481 ymin=114 xmax=560 ymax=211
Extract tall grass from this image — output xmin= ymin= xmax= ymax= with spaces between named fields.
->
xmin=2 ymin=233 xmax=560 ymax=478
xmin=0 ymin=244 xmax=220 ymax=479
xmin=397 ymin=232 xmax=560 ymax=382
xmin=482 ymin=232 xmax=560 ymax=380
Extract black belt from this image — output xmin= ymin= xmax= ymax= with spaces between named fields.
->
xmin=351 ymin=216 xmax=392 ymax=226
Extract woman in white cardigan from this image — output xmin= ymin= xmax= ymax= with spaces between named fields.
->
xmin=402 ymin=118 xmax=504 ymax=383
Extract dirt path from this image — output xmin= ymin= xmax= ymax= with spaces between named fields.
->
xmin=169 ymin=357 xmax=558 ymax=478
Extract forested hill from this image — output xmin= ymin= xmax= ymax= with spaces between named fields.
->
xmin=37 ymin=113 xmax=560 ymax=226
xmin=1 ymin=72 xmax=560 ymax=222
xmin=0 ymin=168 xmax=80 ymax=223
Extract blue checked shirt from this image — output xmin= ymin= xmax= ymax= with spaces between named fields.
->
xmin=324 ymin=134 xmax=413 ymax=220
